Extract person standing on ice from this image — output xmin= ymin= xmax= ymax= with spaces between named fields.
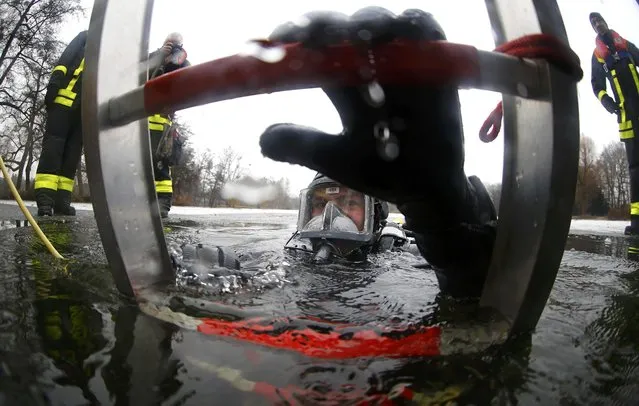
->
xmin=34 ymin=30 xmax=88 ymax=216
xmin=589 ymin=12 xmax=639 ymax=235
xmin=147 ymin=32 xmax=191 ymax=219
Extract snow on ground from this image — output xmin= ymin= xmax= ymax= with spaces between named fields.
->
xmin=568 ymin=219 xmax=627 ymax=235
xmin=0 ymin=200 xmax=629 ymax=234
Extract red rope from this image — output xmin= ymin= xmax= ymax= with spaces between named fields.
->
xmin=479 ymin=33 xmax=583 ymax=143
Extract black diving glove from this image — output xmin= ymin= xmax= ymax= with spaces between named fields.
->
xmin=259 ymin=7 xmax=497 ymax=298
xmin=171 ymin=243 xmax=241 ymax=274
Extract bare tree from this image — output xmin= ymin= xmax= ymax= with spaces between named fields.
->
xmin=598 ymin=141 xmax=630 ymax=209
xmin=575 ymin=134 xmax=600 ymax=216
xmin=207 ymin=146 xmax=244 ymax=207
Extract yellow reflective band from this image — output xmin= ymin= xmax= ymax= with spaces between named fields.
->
xmin=631 ymin=202 xmax=639 ymax=215
xmin=52 ymin=65 xmax=67 ymax=75
xmin=611 ymin=69 xmax=617 ymax=77
xmin=619 ymin=121 xmax=634 ymax=139
xmin=73 ymin=58 xmax=85 ymax=76
xmin=620 ymin=121 xmax=633 ymax=130
xmin=53 ymin=96 xmax=73 ymax=107
xmin=56 ymin=58 xmax=85 ymax=105
xmin=155 ymin=180 xmax=173 ymax=193
xmin=613 ymin=76 xmax=626 ymax=123
xmin=629 ymin=64 xmax=639 ymax=94
xmin=57 ymin=89 xmax=77 ymax=100
xmin=629 ymin=246 xmax=639 ymax=253
xmin=149 ymin=123 xmax=165 ymax=131
xmin=596 ymin=54 xmax=605 ymax=63
xmin=34 ymin=173 xmax=59 ymax=191
xmin=597 ymin=90 xmax=607 ymax=101
xmin=149 ymin=114 xmax=171 ymax=125
xmin=620 ymin=129 xmax=634 ymax=139
xmin=57 ymin=176 xmax=75 ymax=192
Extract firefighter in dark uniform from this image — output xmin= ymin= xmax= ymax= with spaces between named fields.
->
xmin=589 ymin=12 xmax=639 ymax=235
xmin=147 ymin=32 xmax=190 ymax=218
xmin=34 ymin=30 xmax=87 ymax=216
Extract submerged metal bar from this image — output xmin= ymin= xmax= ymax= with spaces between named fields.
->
xmin=480 ymin=0 xmax=579 ymax=334
xmin=82 ymin=0 xmax=174 ymax=297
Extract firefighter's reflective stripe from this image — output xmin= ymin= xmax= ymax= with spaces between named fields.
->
xmin=149 ymin=114 xmax=171 ymax=132
xmin=620 ymin=120 xmax=634 ymax=139
xmin=598 ymin=90 xmax=608 ymax=101
xmin=34 ymin=173 xmax=59 ymax=191
xmin=52 ymin=65 xmax=67 ymax=76
xmin=53 ymin=58 xmax=85 ymax=107
xmin=631 ymin=202 xmax=639 ymax=215
xmin=610 ymin=69 xmax=633 ymax=139
xmin=155 ymin=179 xmax=173 ymax=193
xmin=57 ymin=176 xmax=75 ymax=192
xmin=629 ymin=63 xmax=639 ymax=95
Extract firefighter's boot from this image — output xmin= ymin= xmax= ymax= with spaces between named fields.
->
xmin=54 ymin=190 xmax=76 ymax=216
xmin=35 ymin=188 xmax=56 ymax=217
xmin=158 ymin=193 xmax=172 ymax=219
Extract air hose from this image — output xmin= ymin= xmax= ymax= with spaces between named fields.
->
xmin=0 ymin=155 xmax=64 ymax=259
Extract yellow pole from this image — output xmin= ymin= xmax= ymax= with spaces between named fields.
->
xmin=0 ymin=155 xmax=64 ymax=259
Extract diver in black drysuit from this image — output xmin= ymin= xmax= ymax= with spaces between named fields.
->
xmin=175 ymin=7 xmax=497 ymax=300
xmin=175 ymin=172 xmax=414 ymax=275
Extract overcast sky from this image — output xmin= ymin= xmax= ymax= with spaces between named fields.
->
xmin=60 ymin=0 xmax=639 ymax=195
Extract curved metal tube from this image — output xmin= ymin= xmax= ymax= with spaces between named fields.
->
xmin=480 ymin=0 xmax=579 ymax=334
xmin=82 ymin=0 xmax=579 ymax=338
xmin=82 ymin=0 xmax=174 ymax=297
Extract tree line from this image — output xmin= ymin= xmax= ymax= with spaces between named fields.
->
xmin=483 ymin=135 xmax=632 ymax=220
xmin=170 ymin=121 xmax=298 ymax=209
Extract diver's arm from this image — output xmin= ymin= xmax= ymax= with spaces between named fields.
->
xmin=173 ymin=244 xmax=241 ymax=272
xmin=411 ymin=223 xmax=496 ymax=298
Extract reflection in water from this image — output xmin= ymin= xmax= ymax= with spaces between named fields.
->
xmin=101 ymin=306 xmax=183 ymax=406
xmin=0 ymin=219 xmax=30 ymax=231
xmin=579 ymin=236 xmax=639 ymax=404
xmin=2 ymin=214 xmax=639 ymax=404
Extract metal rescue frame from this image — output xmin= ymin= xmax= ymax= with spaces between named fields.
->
xmin=81 ymin=0 xmax=580 ymax=337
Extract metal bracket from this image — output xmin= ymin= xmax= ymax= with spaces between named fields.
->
xmin=82 ymin=0 xmax=579 ymax=337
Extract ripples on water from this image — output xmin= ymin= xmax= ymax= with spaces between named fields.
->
xmin=0 ymin=216 xmax=638 ymax=405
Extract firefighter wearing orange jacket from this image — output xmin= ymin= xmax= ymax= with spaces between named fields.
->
xmin=34 ymin=30 xmax=87 ymax=216
xmin=590 ymin=12 xmax=639 ymax=235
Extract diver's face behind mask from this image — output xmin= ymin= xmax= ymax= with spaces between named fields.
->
xmin=293 ymin=182 xmax=375 ymax=262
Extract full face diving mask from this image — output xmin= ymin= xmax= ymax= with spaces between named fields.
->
xmin=295 ymin=182 xmax=375 ymax=260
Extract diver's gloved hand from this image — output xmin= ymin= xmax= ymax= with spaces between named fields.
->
xmin=172 ymin=243 xmax=241 ymax=273
xmin=260 ymin=7 xmax=497 ymax=297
